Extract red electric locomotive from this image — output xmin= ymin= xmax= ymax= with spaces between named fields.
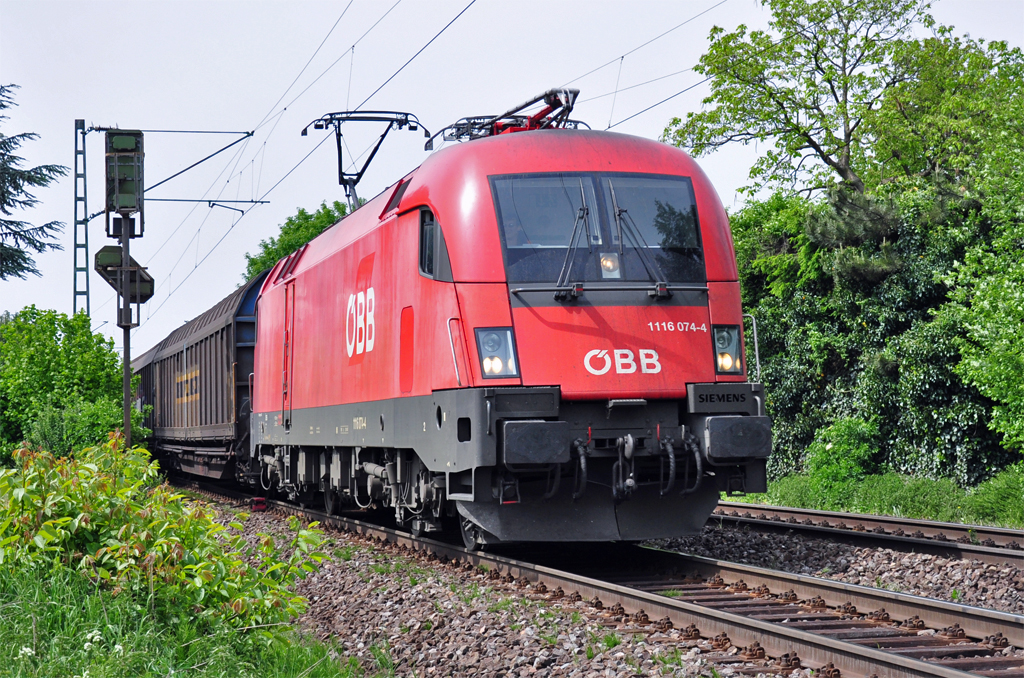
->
xmin=242 ymin=90 xmax=771 ymax=547
xmin=134 ymin=90 xmax=771 ymax=547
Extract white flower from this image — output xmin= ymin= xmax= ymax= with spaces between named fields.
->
xmin=84 ymin=642 xmax=93 ymax=652
xmin=114 ymin=644 xmax=124 ymax=655
xmin=18 ymin=646 xmax=35 ymax=658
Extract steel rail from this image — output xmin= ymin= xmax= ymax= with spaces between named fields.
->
xmin=713 ymin=502 xmax=1024 ymax=568
xmin=629 ymin=549 xmax=1023 ymax=648
xmin=194 ymin=487 xmax=1016 ymax=678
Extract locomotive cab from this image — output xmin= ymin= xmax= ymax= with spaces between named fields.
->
xmin=432 ymin=138 xmax=771 ymax=546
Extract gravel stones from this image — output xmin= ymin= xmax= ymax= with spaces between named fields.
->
xmin=294 ymin=532 xmax=795 ymax=677
xmin=651 ymin=524 xmax=1024 ymax=614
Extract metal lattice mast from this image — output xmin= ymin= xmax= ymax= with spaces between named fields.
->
xmin=73 ymin=119 xmax=90 ymax=315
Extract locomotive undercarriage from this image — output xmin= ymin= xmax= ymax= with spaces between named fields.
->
xmin=246 ymin=384 xmax=771 ymax=548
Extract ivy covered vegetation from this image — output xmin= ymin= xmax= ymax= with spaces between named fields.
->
xmin=0 ymin=435 xmax=349 ymax=676
xmin=665 ymin=0 xmax=1023 ymax=493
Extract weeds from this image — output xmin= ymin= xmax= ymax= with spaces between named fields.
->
xmin=602 ymin=632 xmax=621 ymax=650
xmin=0 ymin=435 xmax=343 ymax=677
xmin=369 ymin=640 xmax=395 ymax=677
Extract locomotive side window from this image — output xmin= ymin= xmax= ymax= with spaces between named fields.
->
xmin=419 ymin=210 xmax=435 ymax=276
xmin=491 ymin=172 xmax=705 ymax=284
xmin=418 ymin=209 xmax=454 ymax=282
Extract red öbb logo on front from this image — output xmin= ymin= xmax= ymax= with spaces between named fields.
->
xmin=584 ymin=349 xmax=661 ymax=375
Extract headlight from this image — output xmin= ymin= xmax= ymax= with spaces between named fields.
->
xmin=599 ymin=252 xmax=621 ymax=279
xmin=713 ymin=325 xmax=743 ymax=374
xmin=475 ymin=328 xmax=520 ymax=378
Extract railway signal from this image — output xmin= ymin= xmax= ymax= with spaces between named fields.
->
xmin=99 ymin=129 xmax=151 ymax=447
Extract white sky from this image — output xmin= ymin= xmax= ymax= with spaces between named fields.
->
xmin=1 ymin=0 xmax=1022 ymax=355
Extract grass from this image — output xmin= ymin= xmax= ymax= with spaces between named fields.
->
xmin=0 ymin=566 xmax=352 ymax=678
xmin=733 ymin=462 xmax=1023 ymax=528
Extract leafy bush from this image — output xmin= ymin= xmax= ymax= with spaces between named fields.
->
xmin=743 ymin=463 xmax=1023 ymax=527
xmin=0 ymin=567 xmax=351 ymax=678
xmin=966 ymin=461 xmax=1024 ymax=526
xmin=27 ymin=394 xmax=150 ymax=457
xmin=0 ymin=434 xmax=326 ymax=629
xmin=801 ymin=417 xmax=878 ymax=510
xmin=735 ymin=185 xmax=1011 ymax=486
xmin=0 ymin=306 xmax=148 ymax=462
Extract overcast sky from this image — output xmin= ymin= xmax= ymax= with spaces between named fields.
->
xmin=2 ymin=0 xmax=1022 ymax=355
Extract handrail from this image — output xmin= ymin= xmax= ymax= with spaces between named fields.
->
xmin=743 ymin=313 xmax=761 ymax=382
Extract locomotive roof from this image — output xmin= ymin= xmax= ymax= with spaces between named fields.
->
xmin=261 ymin=128 xmax=737 ymax=292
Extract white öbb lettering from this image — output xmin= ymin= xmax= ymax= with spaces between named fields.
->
xmin=585 ymin=348 xmax=661 ymax=375
xmin=345 ymin=286 xmax=376 ymax=358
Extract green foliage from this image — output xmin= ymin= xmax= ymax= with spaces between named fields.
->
xmin=0 ymin=306 xmax=145 ymax=461
xmin=27 ymin=394 xmax=150 ymax=458
xmin=803 ymin=418 xmax=877 ymax=509
xmin=0 ymin=436 xmax=327 ymax=629
xmin=663 ymin=0 xmax=932 ymax=194
xmin=865 ymin=34 xmax=1024 ymax=186
xmin=752 ymin=464 xmax=1023 ymax=528
xmin=674 ymin=0 xmax=1023 ymax=497
xmin=746 ymin=186 xmax=1010 ymax=485
xmin=0 ymin=84 xmax=68 ymax=280
xmin=939 ymin=67 xmax=1024 ymax=451
xmin=0 ymin=567 xmax=350 ymax=678
xmin=244 ymin=201 xmax=347 ymax=281
xmin=964 ymin=462 xmax=1024 ymax=527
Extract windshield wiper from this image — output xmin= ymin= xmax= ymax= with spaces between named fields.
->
xmin=609 ymin=179 xmax=672 ymax=298
xmin=554 ymin=179 xmax=593 ymax=300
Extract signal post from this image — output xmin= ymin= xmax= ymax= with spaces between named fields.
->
xmin=95 ymin=130 xmax=154 ymax=448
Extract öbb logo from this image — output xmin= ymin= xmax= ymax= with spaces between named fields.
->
xmin=346 ymin=254 xmax=376 ymax=359
xmin=584 ymin=349 xmax=661 ymax=375
xmin=345 ymin=287 xmax=375 ymax=357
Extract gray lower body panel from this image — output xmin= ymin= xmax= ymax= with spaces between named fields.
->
xmin=457 ymin=482 xmax=719 ymax=542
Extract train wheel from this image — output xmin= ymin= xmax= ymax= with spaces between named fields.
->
xmin=460 ymin=517 xmax=483 ymax=551
xmin=409 ymin=518 xmax=424 ymax=538
xmin=324 ymin=489 xmax=338 ymax=515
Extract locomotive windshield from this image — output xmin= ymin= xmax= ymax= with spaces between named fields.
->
xmin=491 ymin=173 xmax=705 ymax=284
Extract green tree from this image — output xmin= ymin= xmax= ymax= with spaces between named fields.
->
xmin=243 ymin=200 xmax=347 ymax=280
xmin=865 ymin=35 xmax=1023 ymax=187
xmin=669 ymin=0 xmax=1023 ymax=484
xmin=0 ymin=84 xmax=67 ymax=280
xmin=941 ymin=72 xmax=1024 ymax=452
xmin=663 ymin=0 xmax=932 ymax=194
xmin=0 ymin=307 xmax=144 ymax=460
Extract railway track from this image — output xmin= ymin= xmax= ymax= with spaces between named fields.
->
xmin=711 ymin=502 xmax=1024 ymax=567
xmin=180 ymin=482 xmax=1023 ymax=678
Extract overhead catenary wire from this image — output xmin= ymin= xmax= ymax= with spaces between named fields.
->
xmin=112 ymin=3 xmax=406 ymax=339
xmin=607 ymin=57 xmax=625 ymax=129
xmin=603 ymin=0 xmax=883 ymax=131
xmin=353 ymin=0 xmax=477 ymax=112
xmin=579 ymin=66 xmax=694 ymax=104
xmin=137 ymin=131 xmax=336 ymax=330
xmin=607 ymin=76 xmax=712 ymax=129
xmin=559 ymin=0 xmax=729 ymax=87
xmin=252 ymin=0 xmax=355 ymax=132
xmin=277 ymin=0 xmax=404 ymax=121
xmin=131 ymin=0 xmax=427 ymax=331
